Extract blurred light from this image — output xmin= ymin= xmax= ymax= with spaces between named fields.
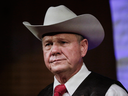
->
xmin=110 ymin=0 xmax=128 ymax=90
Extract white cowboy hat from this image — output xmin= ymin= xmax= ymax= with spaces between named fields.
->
xmin=23 ymin=5 xmax=104 ymax=50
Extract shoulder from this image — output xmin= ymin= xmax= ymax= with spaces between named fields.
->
xmin=89 ymin=72 xmax=128 ymax=94
xmin=106 ymin=84 xmax=128 ymax=96
xmin=37 ymin=83 xmax=53 ymax=96
xmin=87 ymin=72 xmax=117 ymax=85
xmin=84 ymin=72 xmax=127 ymax=92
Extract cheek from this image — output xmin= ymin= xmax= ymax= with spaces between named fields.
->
xmin=63 ymin=46 xmax=81 ymax=63
xmin=71 ymin=49 xmax=81 ymax=61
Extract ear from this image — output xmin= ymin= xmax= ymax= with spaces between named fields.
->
xmin=80 ymin=39 xmax=88 ymax=57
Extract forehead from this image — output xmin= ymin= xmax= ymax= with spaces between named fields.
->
xmin=42 ymin=33 xmax=77 ymax=41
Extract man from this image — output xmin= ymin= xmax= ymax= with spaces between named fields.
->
xmin=23 ymin=5 xmax=128 ymax=96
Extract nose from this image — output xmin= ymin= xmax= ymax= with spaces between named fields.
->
xmin=50 ymin=44 xmax=61 ymax=56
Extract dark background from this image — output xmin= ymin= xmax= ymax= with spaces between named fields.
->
xmin=0 ymin=0 xmax=116 ymax=96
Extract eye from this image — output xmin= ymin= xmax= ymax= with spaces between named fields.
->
xmin=60 ymin=40 xmax=68 ymax=45
xmin=45 ymin=42 xmax=52 ymax=47
xmin=60 ymin=40 xmax=69 ymax=45
xmin=61 ymin=41 xmax=66 ymax=44
xmin=43 ymin=41 xmax=53 ymax=47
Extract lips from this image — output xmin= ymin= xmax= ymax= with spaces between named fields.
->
xmin=49 ymin=59 xmax=66 ymax=63
xmin=49 ymin=55 xmax=66 ymax=63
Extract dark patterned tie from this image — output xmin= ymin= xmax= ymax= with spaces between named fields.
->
xmin=54 ymin=84 xmax=67 ymax=96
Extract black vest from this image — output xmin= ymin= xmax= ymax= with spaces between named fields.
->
xmin=38 ymin=72 xmax=128 ymax=96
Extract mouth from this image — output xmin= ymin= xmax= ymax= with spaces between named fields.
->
xmin=49 ymin=59 xmax=66 ymax=63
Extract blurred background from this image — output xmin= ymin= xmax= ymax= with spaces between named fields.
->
xmin=0 ymin=0 xmax=128 ymax=96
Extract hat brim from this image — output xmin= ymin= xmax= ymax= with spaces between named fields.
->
xmin=23 ymin=14 xmax=104 ymax=50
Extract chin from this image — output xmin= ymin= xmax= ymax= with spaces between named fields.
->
xmin=51 ymin=66 xmax=68 ymax=74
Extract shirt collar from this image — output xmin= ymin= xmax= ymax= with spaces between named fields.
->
xmin=53 ymin=63 xmax=91 ymax=95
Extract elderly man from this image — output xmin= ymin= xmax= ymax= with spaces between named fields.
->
xmin=23 ymin=5 xmax=128 ymax=96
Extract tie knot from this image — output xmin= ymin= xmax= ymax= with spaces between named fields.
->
xmin=54 ymin=84 xmax=67 ymax=96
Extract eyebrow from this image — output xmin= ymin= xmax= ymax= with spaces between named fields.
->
xmin=42 ymin=38 xmax=51 ymax=43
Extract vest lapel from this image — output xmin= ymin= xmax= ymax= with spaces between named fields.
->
xmin=72 ymin=72 xmax=122 ymax=96
xmin=38 ymin=83 xmax=53 ymax=96
xmin=72 ymin=73 xmax=92 ymax=96
xmin=46 ymin=84 xmax=53 ymax=96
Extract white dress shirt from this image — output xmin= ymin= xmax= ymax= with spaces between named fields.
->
xmin=53 ymin=63 xmax=128 ymax=96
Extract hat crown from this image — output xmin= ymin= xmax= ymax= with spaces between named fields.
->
xmin=43 ymin=5 xmax=77 ymax=25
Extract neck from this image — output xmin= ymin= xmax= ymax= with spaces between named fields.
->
xmin=55 ymin=63 xmax=83 ymax=84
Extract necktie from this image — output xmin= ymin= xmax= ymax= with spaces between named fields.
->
xmin=54 ymin=84 xmax=67 ymax=96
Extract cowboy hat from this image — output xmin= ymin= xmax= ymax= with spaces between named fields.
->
xmin=23 ymin=5 xmax=104 ymax=50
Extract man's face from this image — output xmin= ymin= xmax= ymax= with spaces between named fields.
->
xmin=42 ymin=33 xmax=88 ymax=75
